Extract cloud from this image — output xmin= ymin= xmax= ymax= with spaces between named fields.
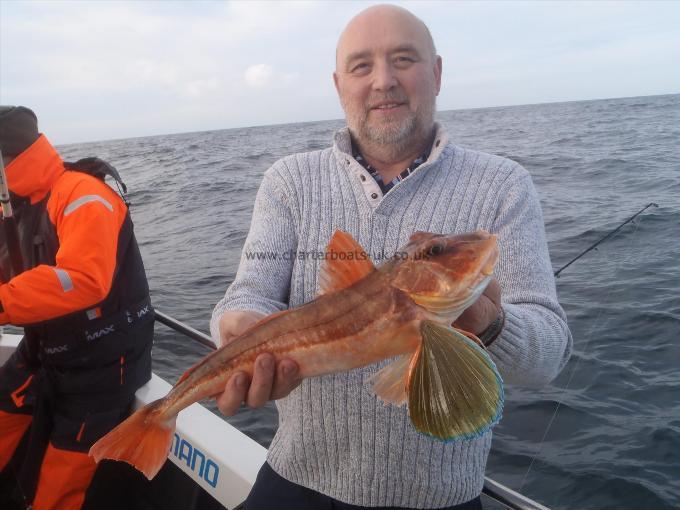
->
xmin=0 ymin=1 xmax=315 ymax=99
xmin=244 ymin=64 xmax=274 ymax=89
xmin=243 ymin=64 xmax=298 ymax=90
xmin=184 ymin=78 xmax=222 ymax=99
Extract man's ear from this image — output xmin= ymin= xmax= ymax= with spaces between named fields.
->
xmin=434 ymin=56 xmax=442 ymax=95
xmin=333 ymin=71 xmax=340 ymax=94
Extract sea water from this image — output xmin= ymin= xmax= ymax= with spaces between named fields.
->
xmin=58 ymin=93 xmax=680 ymax=510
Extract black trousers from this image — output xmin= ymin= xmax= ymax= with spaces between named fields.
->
xmin=245 ymin=462 xmax=483 ymax=510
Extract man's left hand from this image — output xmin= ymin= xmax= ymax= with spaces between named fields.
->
xmin=454 ymin=278 xmax=501 ymax=335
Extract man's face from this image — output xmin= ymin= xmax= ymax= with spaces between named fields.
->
xmin=334 ymin=8 xmax=442 ymax=148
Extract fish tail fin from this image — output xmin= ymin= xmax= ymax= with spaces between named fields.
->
xmin=89 ymin=399 xmax=176 ymax=480
xmin=407 ymin=320 xmax=504 ymax=441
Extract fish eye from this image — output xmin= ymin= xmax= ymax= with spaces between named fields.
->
xmin=426 ymin=243 xmax=445 ymax=257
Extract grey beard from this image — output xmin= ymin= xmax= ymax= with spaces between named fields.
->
xmin=352 ymin=111 xmax=435 ymax=162
xmin=342 ymin=91 xmax=437 ymax=161
xmin=361 ymin=114 xmax=418 ymax=145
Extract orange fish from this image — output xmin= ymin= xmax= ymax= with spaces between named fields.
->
xmin=90 ymin=230 xmax=504 ymax=479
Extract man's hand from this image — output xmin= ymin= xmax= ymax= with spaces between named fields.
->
xmin=454 ymin=278 xmax=501 ymax=335
xmin=215 ymin=310 xmax=301 ymax=416
xmin=217 ymin=310 xmax=264 ymax=347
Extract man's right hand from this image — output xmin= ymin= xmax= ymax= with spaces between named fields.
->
xmin=215 ymin=310 xmax=301 ymax=417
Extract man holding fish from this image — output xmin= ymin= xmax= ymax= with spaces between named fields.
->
xmin=209 ymin=4 xmax=572 ymax=510
xmin=89 ymin=4 xmax=571 ymax=510
xmin=210 ymin=5 xmax=572 ymax=509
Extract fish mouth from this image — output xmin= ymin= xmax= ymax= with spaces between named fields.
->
xmin=479 ymin=235 xmax=499 ymax=276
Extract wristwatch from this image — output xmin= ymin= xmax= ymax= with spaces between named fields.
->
xmin=479 ymin=307 xmax=505 ymax=347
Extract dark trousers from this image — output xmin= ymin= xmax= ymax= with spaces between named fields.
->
xmin=245 ymin=462 xmax=483 ymax=510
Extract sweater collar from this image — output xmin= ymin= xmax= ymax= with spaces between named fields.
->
xmin=4 ymin=134 xmax=64 ymax=204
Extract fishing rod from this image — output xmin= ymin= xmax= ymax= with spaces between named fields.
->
xmin=553 ymin=202 xmax=658 ymax=278
xmin=0 ymin=150 xmax=25 ymax=278
xmin=154 ymin=309 xmax=217 ymax=350
xmin=153 ymin=308 xmax=548 ymax=510
xmin=520 ymin=202 xmax=658 ymax=495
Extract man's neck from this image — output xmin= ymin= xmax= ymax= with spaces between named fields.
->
xmin=353 ymin=129 xmax=435 ymax=183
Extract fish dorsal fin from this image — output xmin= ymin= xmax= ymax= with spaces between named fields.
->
xmin=318 ymin=231 xmax=375 ymax=295
xmin=407 ymin=321 xmax=504 ymax=441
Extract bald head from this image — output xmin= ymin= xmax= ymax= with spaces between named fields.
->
xmin=332 ymin=4 xmax=442 ymax=162
xmin=336 ymin=4 xmax=436 ymax=70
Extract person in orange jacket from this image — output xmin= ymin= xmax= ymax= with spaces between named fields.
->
xmin=0 ymin=106 xmax=153 ymax=510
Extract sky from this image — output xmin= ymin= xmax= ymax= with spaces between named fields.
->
xmin=1 ymin=0 xmax=679 ymax=144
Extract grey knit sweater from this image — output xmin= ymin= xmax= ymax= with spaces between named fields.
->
xmin=211 ymin=125 xmax=572 ymax=508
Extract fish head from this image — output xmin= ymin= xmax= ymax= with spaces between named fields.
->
xmin=389 ymin=230 xmax=499 ymax=320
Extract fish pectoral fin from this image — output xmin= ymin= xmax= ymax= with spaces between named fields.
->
xmin=407 ymin=321 xmax=504 ymax=441
xmin=318 ymin=230 xmax=375 ymax=295
xmin=368 ymin=354 xmax=412 ymax=406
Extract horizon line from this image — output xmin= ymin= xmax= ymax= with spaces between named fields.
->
xmin=56 ymin=91 xmax=678 ymax=148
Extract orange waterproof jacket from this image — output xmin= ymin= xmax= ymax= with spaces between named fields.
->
xmin=0 ymin=135 xmax=128 ymax=325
